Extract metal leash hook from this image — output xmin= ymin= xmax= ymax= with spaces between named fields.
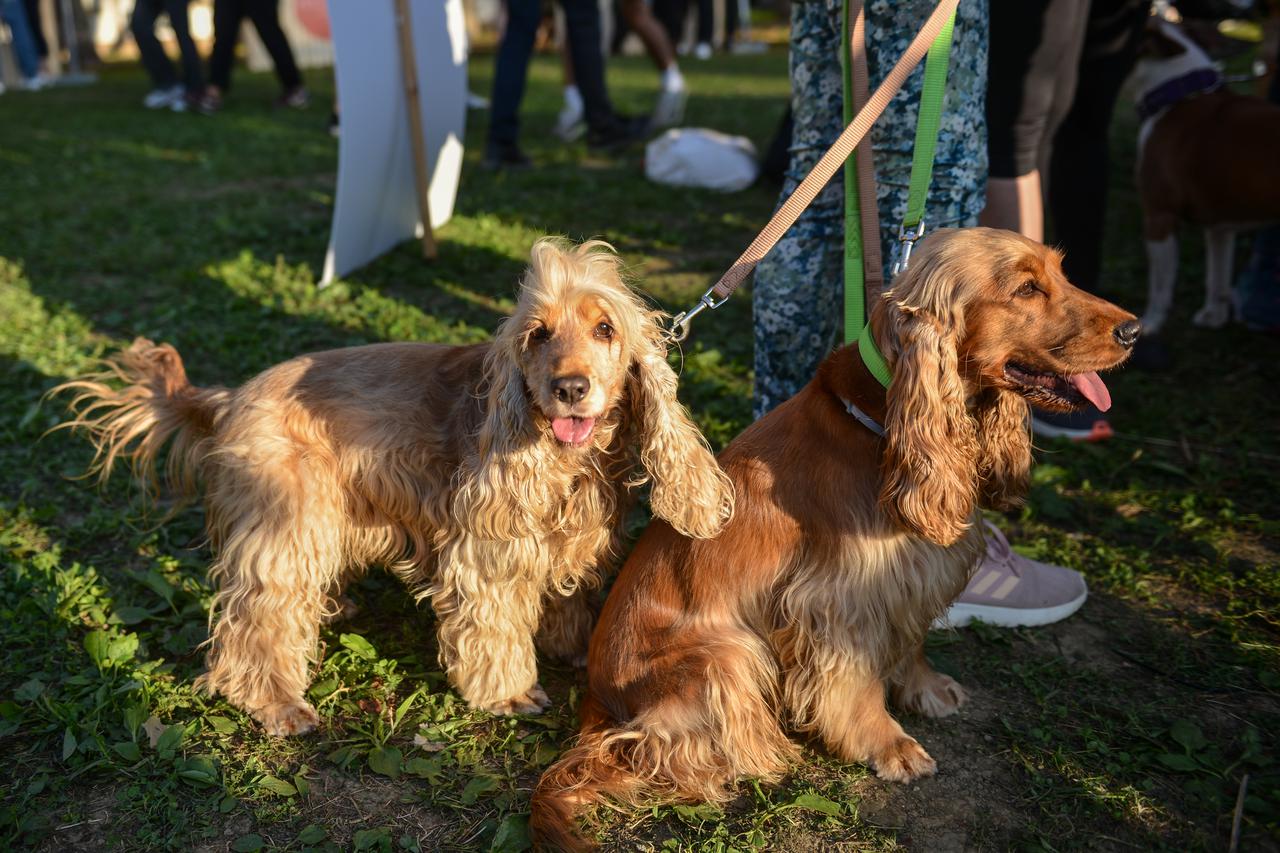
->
xmin=890 ymin=219 xmax=926 ymax=277
xmin=666 ymin=286 xmax=730 ymax=343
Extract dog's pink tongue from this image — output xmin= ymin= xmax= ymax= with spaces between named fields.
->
xmin=1068 ymin=372 xmax=1112 ymax=412
xmin=552 ymin=416 xmax=595 ymax=445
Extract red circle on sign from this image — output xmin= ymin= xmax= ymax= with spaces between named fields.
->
xmin=294 ymin=0 xmax=330 ymax=39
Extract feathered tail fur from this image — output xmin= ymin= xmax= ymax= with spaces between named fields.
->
xmin=51 ymin=337 xmax=231 ymax=500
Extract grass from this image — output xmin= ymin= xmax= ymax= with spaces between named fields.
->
xmin=0 ymin=48 xmax=1277 ymax=852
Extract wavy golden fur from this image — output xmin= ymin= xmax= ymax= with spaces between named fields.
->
xmin=530 ymin=228 xmax=1139 ymax=850
xmin=53 ymin=238 xmax=733 ymax=736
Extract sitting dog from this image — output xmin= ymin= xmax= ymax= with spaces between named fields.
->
xmin=1133 ymin=14 xmax=1280 ymax=334
xmin=529 ymin=229 xmax=1139 ymax=849
xmin=55 ymin=239 xmax=733 ymax=736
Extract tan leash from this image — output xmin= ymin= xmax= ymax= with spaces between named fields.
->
xmin=669 ymin=0 xmax=960 ymax=341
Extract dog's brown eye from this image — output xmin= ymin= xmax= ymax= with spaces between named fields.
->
xmin=594 ymin=322 xmax=614 ymax=340
xmin=1016 ymin=281 xmax=1040 ymax=298
xmin=530 ymin=326 xmax=551 ymax=343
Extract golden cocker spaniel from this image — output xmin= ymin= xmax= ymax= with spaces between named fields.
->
xmin=56 ymin=239 xmax=733 ymax=736
xmin=530 ymin=228 xmax=1140 ymax=850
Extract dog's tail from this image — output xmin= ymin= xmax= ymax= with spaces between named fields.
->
xmin=51 ymin=338 xmax=232 ymax=500
xmin=529 ymin=651 xmax=794 ymax=850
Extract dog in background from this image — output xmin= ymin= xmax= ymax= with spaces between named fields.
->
xmin=1133 ymin=12 xmax=1280 ymax=335
xmin=529 ymin=229 xmax=1139 ymax=850
xmin=55 ymin=239 xmax=733 ymax=736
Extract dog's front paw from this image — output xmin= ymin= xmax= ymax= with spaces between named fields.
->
xmin=256 ymin=700 xmax=320 ymax=736
xmin=1192 ymin=301 xmax=1232 ymax=329
xmin=482 ymin=683 xmax=551 ymax=716
xmin=873 ymin=736 xmax=937 ymax=783
xmin=899 ymin=672 xmax=968 ymax=719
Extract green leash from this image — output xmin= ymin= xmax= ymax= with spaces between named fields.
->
xmin=842 ymin=0 xmax=957 ymax=389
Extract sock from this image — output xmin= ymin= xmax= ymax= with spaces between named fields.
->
xmin=563 ymin=85 xmax=583 ymax=114
xmin=661 ymin=66 xmax=684 ymax=92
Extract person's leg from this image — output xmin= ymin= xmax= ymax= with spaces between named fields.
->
xmin=1 ymin=0 xmax=42 ymax=80
xmin=752 ymin=0 xmax=845 ymax=419
xmin=1046 ymin=0 xmax=1148 ymax=294
xmin=20 ymin=0 xmax=45 ymax=60
xmin=558 ymin=0 xmax=617 ymax=132
xmin=652 ymin=0 xmax=686 ymax=48
xmin=488 ymin=0 xmax=541 ymax=154
xmin=165 ymin=0 xmax=204 ymax=95
xmin=619 ymin=0 xmax=677 ymax=70
xmin=864 ymin=0 xmax=989 ymax=270
xmin=207 ymin=0 xmax=245 ymax=95
xmin=131 ymin=0 xmax=180 ymax=90
xmin=245 ymin=0 xmax=303 ymax=92
xmin=981 ymin=0 xmax=1089 ymax=242
xmin=694 ymin=0 xmax=712 ymax=55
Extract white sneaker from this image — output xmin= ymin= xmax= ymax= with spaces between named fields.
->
xmin=693 ymin=42 xmax=713 ymax=60
xmin=552 ymin=102 xmax=586 ymax=142
xmin=23 ymin=73 xmax=53 ymax=91
xmin=143 ymin=85 xmax=184 ymax=109
xmin=651 ymin=86 xmax=687 ymax=129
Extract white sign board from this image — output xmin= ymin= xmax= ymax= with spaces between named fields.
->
xmin=322 ymin=0 xmax=467 ymax=285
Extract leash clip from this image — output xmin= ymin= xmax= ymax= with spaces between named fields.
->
xmin=667 ymin=287 xmax=729 ymax=343
xmin=891 ymin=219 xmax=926 ymax=277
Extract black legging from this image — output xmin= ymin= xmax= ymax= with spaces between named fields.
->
xmin=1047 ymin=0 xmax=1149 ymax=293
xmin=986 ymin=0 xmax=1089 ymax=178
xmin=207 ymin=0 xmax=302 ymax=92
xmin=131 ymin=0 xmax=204 ymax=93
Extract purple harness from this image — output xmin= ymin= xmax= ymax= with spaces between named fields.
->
xmin=1137 ymin=68 xmax=1224 ymax=122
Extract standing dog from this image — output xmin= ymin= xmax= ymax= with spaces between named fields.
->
xmin=55 ymin=239 xmax=732 ymax=736
xmin=529 ymin=229 xmax=1139 ymax=849
xmin=1134 ymin=14 xmax=1280 ymax=334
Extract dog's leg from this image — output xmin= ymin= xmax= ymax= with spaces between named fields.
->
xmin=433 ymin=546 xmax=550 ymax=715
xmin=199 ymin=546 xmax=333 ymax=736
xmin=535 ymin=588 xmax=595 ymax=666
xmin=784 ymin=642 xmax=936 ymax=783
xmin=889 ymin=644 xmax=967 ymax=718
xmin=196 ymin=483 xmax=345 ymax=737
xmin=1196 ymin=226 xmax=1236 ymax=328
xmin=1143 ymin=234 xmax=1179 ymax=336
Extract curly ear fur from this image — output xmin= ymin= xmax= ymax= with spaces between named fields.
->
xmin=974 ymin=388 xmax=1032 ymax=511
xmin=879 ymin=307 xmax=979 ymax=547
xmin=629 ymin=331 xmax=734 ymax=540
xmin=451 ymin=325 xmax=552 ymax=541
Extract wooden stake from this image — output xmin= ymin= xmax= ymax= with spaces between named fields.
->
xmin=393 ymin=0 xmax=438 ymax=260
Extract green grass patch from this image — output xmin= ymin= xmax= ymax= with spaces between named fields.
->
xmin=0 ymin=51 xmax=1276 ymax=850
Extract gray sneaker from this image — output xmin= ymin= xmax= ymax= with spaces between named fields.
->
xmin=651 ymin=86 xmax=687 ymax=129
xmin=144 ymin=85 xmax=184 ymax=109
xmin=934 ymin=522 xmax=1088 ymax=629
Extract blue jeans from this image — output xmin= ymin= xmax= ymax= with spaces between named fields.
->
xmin=1 ymin=0 xmax=40 ymax=79
xmin=488 ymin=0 xmax=617 ymax=147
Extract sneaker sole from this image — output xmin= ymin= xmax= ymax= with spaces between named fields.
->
xmin=931 ymin=587 xmax=1088 ymax=630
xmin=1031 ymin=417 xmax=1113 ymax=442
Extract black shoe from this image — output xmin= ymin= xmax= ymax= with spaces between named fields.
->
xmin=1128 ymin=335 xmax=1172 ymax=371
xmin=585 ymin=114 xmax=650 ymax=152
xmin=482 ymin=141 xmax=532 ymax=170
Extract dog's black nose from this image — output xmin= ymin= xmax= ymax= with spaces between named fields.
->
xmin=552 ymin=375 xmax=590 ymax=404
xmin=1113 ymin=320 xmax=1141 ymax=349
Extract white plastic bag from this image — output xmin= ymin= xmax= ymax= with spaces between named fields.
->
xmin=644 ymin=128 xmax=759 ymax=192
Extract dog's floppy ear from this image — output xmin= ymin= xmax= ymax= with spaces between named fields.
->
xmin=452 ymin=321 xmax=550 ymax=540
xmin=975 ymin=388 xmax=1031 ymax=511
xmin=627 ymin=325 xmax=733 ymax=539
xmin=879 ymin=261 xmax=979 ymax=546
